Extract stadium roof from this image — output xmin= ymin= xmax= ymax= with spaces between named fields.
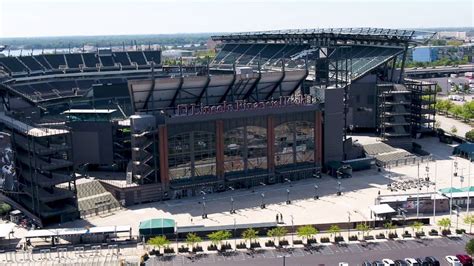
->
xmin=212 ymin=28 xmax=435 ymax=45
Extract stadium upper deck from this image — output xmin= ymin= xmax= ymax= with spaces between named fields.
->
xmin=211 ymin=28 xmax=435 ymax=82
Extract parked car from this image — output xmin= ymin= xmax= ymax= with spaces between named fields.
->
xmin=415 ymin=258 xmax=430 ymax=266
xmin=362 ymin=261 xmax=372 ymax=266
xmin=424 ymin=256 xmax=440 ymax=266
xmin=456 ymin=254 xmax=473 ymax=266
xmin=383 ymin=259 xmax=396 ymax=266
xmin=405 ymin=258 xmax=420 ymax=266
xmin=373 ymin=261 xmax=385 ymax=266
xmin=395 ymin=260 xmax=409 ymax=266
xmin=446 ymin=255 xmax=462 ymax=266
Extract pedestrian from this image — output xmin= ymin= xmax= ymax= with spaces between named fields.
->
xmin=280 ymin=213 xmax=283 ymax=223
xmin=276 ymin=214 xmax=279 ymax=223
xmin=378 ymin=190 xmax=381 ymax=196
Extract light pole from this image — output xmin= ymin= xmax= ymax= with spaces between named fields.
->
xmin=451 ymin=161 xmax=458 ymax=218
xmin=314 ymin=185 xmax=319 ymax=200
xmin=337 ymin=181 xmax=342 ymax=196
xmin=433 ymin=158 xmax=438 ymax=222
xmin=261 ymin=192 xmax=266 ymax=209
xmin=230 ymin=197 xmax=235 ymax=214
xmin=347 ymin=212 xmax=351 ymax=240
xmin=286 ymin=189 xmax=291 ymax=204
xmin=416 ymin=179 xmax=420 ymax=218
xmin=468 ymin=161 xmax=472 ymax=214
xmin=233 ymin=218 xmax=236 ymax=251
xmin=290 ymin=215 xmax=294 ymax=247
xmin=202 ymin=196 xmax=207 ymax=219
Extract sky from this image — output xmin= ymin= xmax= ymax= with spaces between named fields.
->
xmin=0 ymin=0 xmax=473 ymax=38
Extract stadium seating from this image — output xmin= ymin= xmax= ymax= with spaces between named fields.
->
xmin=143 ymin=50 xmax=161 ymax=65
xmin=65 ymin=53 xmax=84 ymax=68
xmin=75 ymin=180 xmax=121 ymax=215
xmin=18 ymin=56 xmax=44 ymax=72
xmin=33 ymin=55 xmax=53 ymax=70
xmin=0 ymin=57 xmax=29 ymax=73
xmin=99 ymin=55 xmax=115 ymax=67
xmin=113 ymin=52 xmax=131 ymax=66
xmin=44 ymin=54 xmax=67 ymax=68
xmin=82 ymin=53 xmax=99 ymax=68
xmin=128 ymin=51 xmax=147 ymax=65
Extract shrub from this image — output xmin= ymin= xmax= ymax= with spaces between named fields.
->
xmin=388 ymin=232 xmax=398 ymax=239
xmin=279 ymin=239 xmax=289 ymax=246
xmin=164 ymin=247 xmax=175 ymax=254
xmin=192 ymin=246 xmax=203 ymax=253
xmin=442 ymin=229 xmax=451 ymax=236
xmin=334 ymin=236 xmax=344 ymax=242
xmin=376 ymin=233 xmax=385 ymax=239
xmin=265 ymin=240 xmax=275 ymax=247
xmin=236 ymin=242 xmax=247 ymax=249
xmin=466 ymin=130 xmax=474 ymax=142
xmin=178 ymin=245 xmax=189 ymax=253
xmin=349 ymin=235 xmax=358 ymax=241
xmin=250 ymin=242 xmax=261 ymax=248
xmin=456 ymin=229 xmax=466 ymax=234
xmin=307 ymin=238 xmax=317 ymax=244
xmin=320 ymin=237 xmax=330 ymax=243
xmin=293 ymin=240 xmax=303 ymax=245
xmin=207 ymin=244 xmax=218 ymax=251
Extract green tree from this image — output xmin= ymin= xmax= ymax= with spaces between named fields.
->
xmin=410 ymin=221 xmax=424 ymax=234
xmin=147 ymin=236 xmax=170 ymax=253
xmin=356 ymin=223 xmax=371 ymax=237
xmin=207 ymin=230 xmax=231 ymax=248
xmin=464 ymin=215 xmax=474 ymax=234
xmin=466 ymin=239 xmax=474 ymax=256
xmin=267 ymin=227 xmax=288 ymax=245
xmin=0 ymin=202 xmax=12 ymax=216
xmin=445 ymin=100 xmax=454 ymax=114
xmin=451 ymin=105 xmax=464 ymax=119
xmin=437 ymin=217 xmax=452 ymax=231
xmin=466 ymin=130 xmax=474 ymax=142
xmin=383 ymin=222 xmax=396 ymax=235
xmin=296 ymin=225 xmax=318 ymax=244
xmin=242 ymin=228 xmax=259 ymax=247
xmin=185 ymin=233 xmax=202 ymax=249
xmin=328 ymin=225 xmax=341 ymax=238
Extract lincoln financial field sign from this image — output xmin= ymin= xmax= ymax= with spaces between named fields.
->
xmin=175 ymin=95 xmax=317 ymax=116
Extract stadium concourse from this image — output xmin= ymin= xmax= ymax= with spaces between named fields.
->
xmin=0 ymin=28 xmax=441 ymax=228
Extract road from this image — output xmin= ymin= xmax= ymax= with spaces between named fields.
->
xmin=147 ymin=235 xmax=471 ymax=266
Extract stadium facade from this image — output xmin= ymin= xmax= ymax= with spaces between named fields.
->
xmin=0 ymin=28 xmax=437 ymax=225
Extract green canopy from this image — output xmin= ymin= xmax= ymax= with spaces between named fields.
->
xmin=460 ymin=186 xmax=474 ymax=192
xmin=453 ymin=143 xmax=474 ymax=161
xmin=139 ymin=218 xmax=175 ymax=236
xmin=439 ymin=187 xmax=462 ymax=193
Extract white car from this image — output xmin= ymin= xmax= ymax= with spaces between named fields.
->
xmin=382 ymin=259 xmax=395 ymax=266
xmin=445 ymin=255 xmax=462 ymax=266
xmin=404 ymin=258 xmax=419 ymax=266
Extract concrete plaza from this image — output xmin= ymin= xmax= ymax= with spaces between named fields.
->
xmin=59 ymin=135 xmax=474 ymax=234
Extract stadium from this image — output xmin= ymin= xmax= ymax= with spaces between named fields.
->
xmin=0 ymin=28 xmax=438 ymax=226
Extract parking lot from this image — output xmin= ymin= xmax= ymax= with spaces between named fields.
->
xmin=146 ymin=235 xmax=471 ymax=266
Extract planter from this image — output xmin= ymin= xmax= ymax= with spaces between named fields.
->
xmin=363 ymin=235 xmax=374 ymax=240
xmin=402 ymin=233 xmax=412 ymax=238
xmin=207 ymin=244 xmax=218 ymax=251
xmin=236 ymin=242 xmax=247 ymax=249
xmin=349 ymin=235 xmax=358 ymax=241
xmin=334 ymin=236 xmax=344 ymax=243
xmin=456 ymin=229 xmax=466 ymax=235
xmin=375 ymin=234 xmax=385 ymax=239
xmin=388 ymin=233 xmax=398 ymax=239
xmin=442 ymin=229 xmax=451 ymax=236
xmin=192 ymin=246 xmax=203 ymax=253
xmin=307 ymin=238 xmax=317 ymax=245
xmin=279 ymin=240 xmax=289 ymax=247
xmin=177 ymin=246 xmax=188 ymax=253
xmin=293 ymin=240 xmax=303 ymax=245
xmin=265 ymin=240 xmax=275 ymax=247
xmin=250 ymin=242 xmax=261 ymax=249
xmin=429 ymin=229 xmax=438 ymax=236
xmin=320 ymin=237 xmax=330 ymax=243
xmin=164 ymin=247 xmax=175 ymax=254
xmin=415 ymin=232 xmax=425 ymax=238
xmin=220 ymin=243 xmax=232 ymax=251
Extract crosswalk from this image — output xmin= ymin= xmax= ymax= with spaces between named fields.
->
xmin=148 ymin=235 xmax=472 ymax=265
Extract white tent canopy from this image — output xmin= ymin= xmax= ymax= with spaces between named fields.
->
xmin=369 ymin=204 xmax=396 ymax=215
